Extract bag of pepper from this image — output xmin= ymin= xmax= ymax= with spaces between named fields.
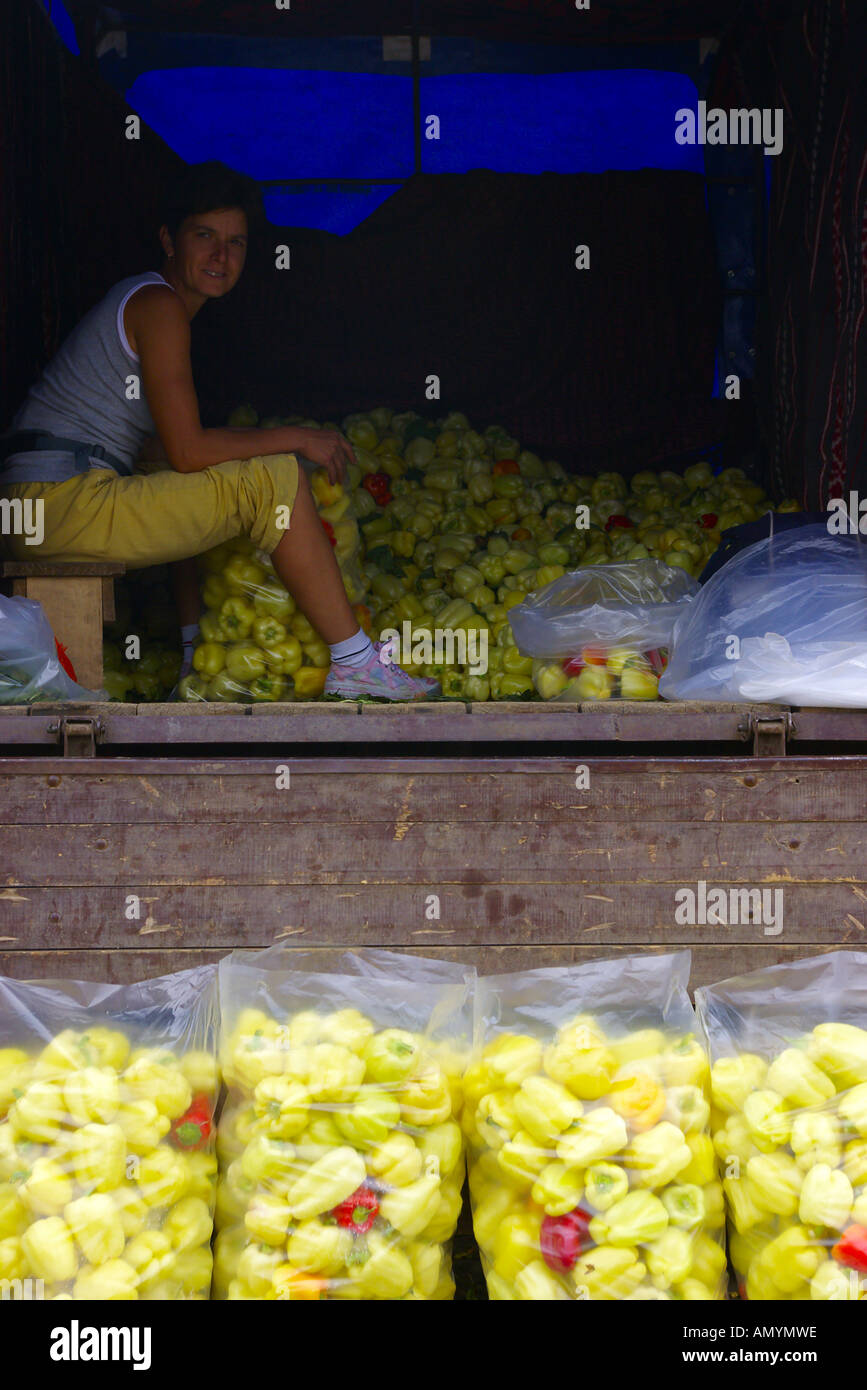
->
xmin=213 ymin=945 xmax=475 ymax=1300
xmin=0 ymin=965 xmax=219 ymax=1300
xmin=463 ymin=951 xmax=727 ymax=1300
xmin=695 ymin=950 xmax=867 ymax=1301
xmin=179 ymin=467 xmax=370 ymax=703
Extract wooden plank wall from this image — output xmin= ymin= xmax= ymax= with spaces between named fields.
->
xmin=1 ymin=755 xmax=864 ymax=988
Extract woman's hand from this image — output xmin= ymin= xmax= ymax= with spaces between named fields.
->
xmin=296 ymin=428 xmax=356 ymax=484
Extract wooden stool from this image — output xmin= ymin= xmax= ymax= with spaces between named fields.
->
xmin=1 ymin=562 xmax=126 ymax=690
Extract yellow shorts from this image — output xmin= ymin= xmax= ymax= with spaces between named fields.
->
xmin=0 ymin=453 xmax=300 ymax=568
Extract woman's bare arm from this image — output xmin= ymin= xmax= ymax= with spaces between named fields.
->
xmin=128 ymin=286 xmax=353 ymax=481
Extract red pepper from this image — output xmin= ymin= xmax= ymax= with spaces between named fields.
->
xmin=604 ymin=514 xmax=634 ymax=531
xmin=362 ymin=472 xmax=392 ymax=505
xmin=832 ymin=1225 xmax=867 ymax=1273
xmin=540 ymin=1207 xmax=592 ymax=1274
xmin=54 ymin=639 xmax=77 ymax=681
xmin=492 ymin=459 xmax=520 ymax=476
xmin=332 ymin=1185 xmax=379 ymax=1234
xmin=699 ymin=513 xmax=718 ymax=529
xmin=320 ymin=518 xmax=337 ymax=547
xmin=169 ymin=1094 xmax=213 ymax=1151
xmin=562 ymin=656 xmax=585 ymax=676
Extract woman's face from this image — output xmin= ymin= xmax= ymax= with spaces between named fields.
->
xmin=161 ymin=207 xmax=248 ymax=300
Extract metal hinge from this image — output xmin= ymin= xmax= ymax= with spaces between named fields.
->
xmin=47 ymin=716 xmax=103 ymax=757
xmin=739 ymin=712 xmax=793 ymax=756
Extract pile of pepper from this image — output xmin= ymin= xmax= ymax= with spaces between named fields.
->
xmin=463 ymin=1015 xmax=727 ymax=1300
xmin=0 ymin=1027 xmax=219 ymax=1298
xmin=180 ymin=476 xmax=371 ymax=702
xmin=195 ymin=404 xmax=794 ymax=702
xmin=705 ymin=1027 xmax=867 ymax=1299
xmin=214 ymin=1005 xmax=467 ymax=1299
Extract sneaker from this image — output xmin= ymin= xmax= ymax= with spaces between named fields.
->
xmin=324 ymin=641 xmax=441 ymax=701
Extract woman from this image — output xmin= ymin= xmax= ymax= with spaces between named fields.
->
xmin=0 ymin=162 xmax=437 ymax=701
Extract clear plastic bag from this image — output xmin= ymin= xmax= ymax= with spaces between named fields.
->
xmin=0 ymin=964 xmax=219 ymax=1300
xmin=464 ymin=951 xmax=726 ymax=1300
xmin=532 ymin=646 xmax=668 ymax=702
xmin=214 ymin=945 xmax=474 ymax=1301
xmin=695 ymin=951 xmax=867 ymax=1301
xmin=0 ymin=595 xmax=105 ymax=703
xmin=508 ymin=559 xmax=699 ymax=659
xmin=659 ymin=524 xmax=867 ymax=705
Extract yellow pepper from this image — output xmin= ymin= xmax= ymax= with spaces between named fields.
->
xmin=791 ymin=1112 xmax=842 ymax=1172
xmin=585 ymin=1162 xmax=630 ymax=1212
xmin=418 ymin=1179 xmax=463 ymax=1245
xmin=21 ymin=1215 xmax=78 ymax=1282
xmin=8 ymin=1080 xmax=65 ymax=1143
xmin=573 ymin=1245 xmax=645 ymax=1300
xmin=407 ymin=1239 xmax=442 ymax=1298
xmin=689 ymin=1230 xmax=727 ymax=1290
xmin=20 ymin=1157 xmax=74 ymax=1217
xmin=588 ymin=1191 xmax=668 ymax=1247
xmin=745 ymin=1151 xmax=802 ymax=1216
xmin=287 ymin=1146 xmax=367 ymax=1221
xmin=481 ymin=1034 xmax=544 ymax=1089
xmin=123 ymin=1054 xmax=192 ymax=1120
xmin=514 ymin=1259 xmax=571 ymax=1301
xmin=743 ymin=1089 xmax=792 ymax=1149
xmin=399 ymin=1067 xmax=452 ymax=1127
xmin=71 ymin=1122 xmax=127 ymax=1193
xmin=112 ymin=1184 xmax=148 ymax=1239
xmin=72 ymin=1258 xmax=138 ymax=1301
xmin=159 ymin=1197 xmax=211 ymax=1255
xmin=807 ymin=1022 xmax=867 ymax=1088
xmin=293 ymin=666 xmax=328 ymax=698
xmin=252 ymin=1076 xmax=309 ymax=1140
xmin=838 ymin=1081 xmax=867 ymax=1138
xmin=496 ymin=1131 xmax=549 ymax=1187
xmin=239 ymin=1134 xmax=297 ymax=1187
xmin=472 ymin=1185 xmax=521 ymax=1250
xmin=347 ymin=1233 xmax=414 ymax=1299
xmin=318 ymin=1009 xmax=375 ymax=1054
xmin=757 ymin=1225 xmax=822 ymax=1294
xmin=512 ymin=1076 xmax=583 ymax=1144
xmin=179 ymin=1151 xmax=218 ymax=1204
xmin=115 ymin=1099 xmax=172 ymax=1154
xmin=625 ymin=1122 xmax=692 ymax=1189
xmin=610 ymin=1072 xmax=666 ymax=1131
xmin=245 ymin=1192 xmax=294 ymax=1246
xmin=235 ymin=1243 xmax=282 ymax=1296
xmin=723 ymin=1175 xmax=766 ymax=1233
xmin=0 ymin=1183 xmax=26 ymax=1239
xmin=64 ymin=1066 xmax=120 ymax=1126
xmin=474 ymin=1090 xmax=521 ymax=1150
xmin=492 ymin=1210 xmax=539 ymax=1282
xmin=65 ymin=1193 xmax=125 ymax=1265
xmin=646 ymin=1227 xmax=693 ymax=1288
xmin=765 ymin=1048 xmax=836 ymax=1107
xmin=709 ymin=1054 xmax=768 ymax=1114
xmin=798 ymin=1162 xmax=852 ymax=1229
xmin=415 ymin=1120 xmax=462 ymax=1179
xmin=663 ymin=1085 xmax=710 ymax=1135
xmin=531 ymin=1162 xmax=585 ymax=1217
xmin=124 ymin=1230 xmax=174 ymax=1290
xmin=678 ymin=1132 xmax=717 ymax=1186
xmin=544 ymin=1031 xmax=617 ymax=1101
xmin=661 ymin=1035 xmax=710 ymax=1089
xmin=556 ymin=1107 xmax=628 ymax=1169
xmin=379 ymin=1157 xmax=441 ymax=1237
xmin=368 ymin=1131 xmax=424 ymax=1187
xmin=137 ymin=1147 xmax=188 ymax=1207
xmin=288 ymin=1219 xmax=352 ymax=1275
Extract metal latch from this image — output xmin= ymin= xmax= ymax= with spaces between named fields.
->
xmin=739 ymin=712 xmax=792 ymax=756
xmin=48 ymin=716 xmax=103 ymax=757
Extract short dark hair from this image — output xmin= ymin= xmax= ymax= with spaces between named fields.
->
xmin=161 ymin=161 xmax=262 ymax=242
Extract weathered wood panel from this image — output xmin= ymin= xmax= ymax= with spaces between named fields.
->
xmin=0 ymin=883 xmax=862 ymax=948
xmin=2 ymin=819 xmax=865 ymax=884
xmin=0 ymin=944 xmax=848 ymax=990
xmin=1 ymin=758 xmax=865 ymax=824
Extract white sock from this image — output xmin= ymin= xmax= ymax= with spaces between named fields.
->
xmin=329 ymin=629 xmax=375 ymax=667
